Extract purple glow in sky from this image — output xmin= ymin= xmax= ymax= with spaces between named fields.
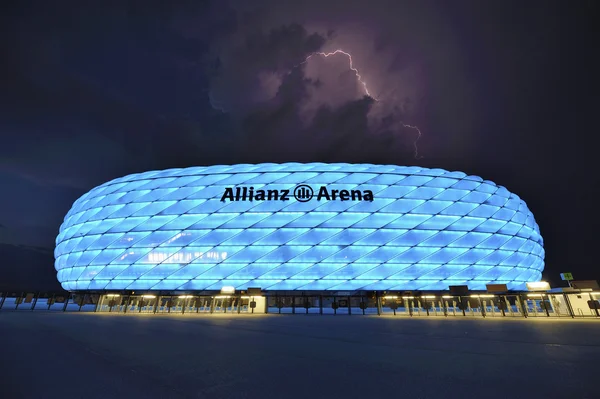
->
xmin=299 ymin=49 xmax=424 ymax=158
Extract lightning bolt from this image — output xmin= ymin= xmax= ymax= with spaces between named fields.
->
xmin=302 ymin=50 xmax=375 ymax=99
xmin=298 ymin=49 xmax=423 ymax=159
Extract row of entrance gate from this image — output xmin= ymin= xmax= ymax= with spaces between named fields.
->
xmin=96 ymin=294 xmax=263 ymax=314
xmin=2 ymin=292 xmax=599 ymax=318
xmin=266 ymin=293 xmax=600 ymax=318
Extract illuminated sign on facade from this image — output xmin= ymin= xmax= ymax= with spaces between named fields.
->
xmin=220 ymin=185 xmax=374 ymax=202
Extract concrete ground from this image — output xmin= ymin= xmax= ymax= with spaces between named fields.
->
xmin=1 ymin=312 xmax=599 ymax=399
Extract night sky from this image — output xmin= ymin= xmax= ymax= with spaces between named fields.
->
xmin=1 ymin=0 xmax=597 ymax=291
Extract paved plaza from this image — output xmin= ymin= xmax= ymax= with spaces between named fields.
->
xmin=1 ymin=312 xmax=598 ymax=399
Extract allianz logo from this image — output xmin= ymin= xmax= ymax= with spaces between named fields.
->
xmin=220 ymin=185 xmax=374 ymax=202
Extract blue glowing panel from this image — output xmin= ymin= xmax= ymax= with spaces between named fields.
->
xmin=55 ymin=163 xmax=544 ymax=291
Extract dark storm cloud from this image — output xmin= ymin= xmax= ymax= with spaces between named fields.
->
xmin=203 ymin=6 xmax=438 ymax=162
xmin=204 ymin=20 xmax=419 ymax=162
xmin=209 ymin=24 xmax=327 ymax=114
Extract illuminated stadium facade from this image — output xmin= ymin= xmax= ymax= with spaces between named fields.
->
xmin=54 ymin=163 xmax=544 ymax=294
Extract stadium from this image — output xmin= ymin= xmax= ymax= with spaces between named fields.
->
xmin=52 ymin=163 xmax=546 ymax=313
